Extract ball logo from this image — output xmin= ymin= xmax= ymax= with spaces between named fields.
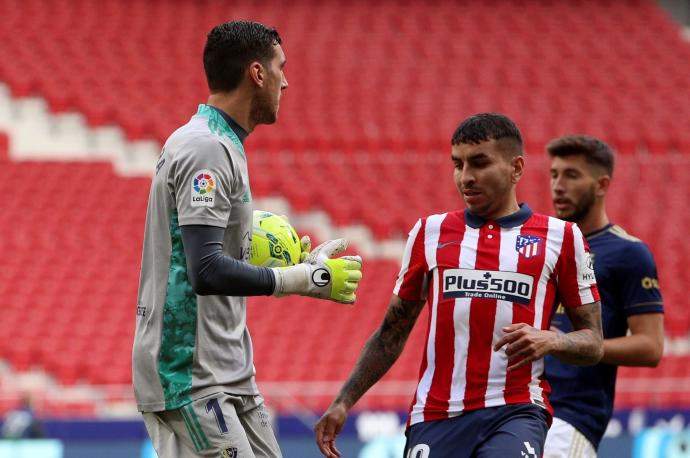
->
xmin=311 ymin=268 xmax=331 ymax=287
xmin=191 ymin=169 xmax=216 ymax=207
xmin=265 ymin=232 xmax=294 ymax=265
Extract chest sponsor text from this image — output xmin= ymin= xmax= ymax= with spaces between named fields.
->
xmin=442 ymin=268 xmax=534 ymax=305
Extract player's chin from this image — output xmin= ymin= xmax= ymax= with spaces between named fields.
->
xmin=264 ymin=110 xmax=279 ymax=125
xmin=463 ymin=198 xmax=486 ymax=216
xmin=554 ymin=208 xmax=575 ymax=221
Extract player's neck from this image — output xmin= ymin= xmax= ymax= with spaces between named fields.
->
xmin=577 ymin=204 xmax=609 ymax=235
xmin=207 ymin=93 xmax=254 ymax=133
xmin=482 ymin=198 xmax=520 ymax=221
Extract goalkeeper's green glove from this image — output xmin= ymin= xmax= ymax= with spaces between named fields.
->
xmin=271 ymin=238 xmax=362 ymax=304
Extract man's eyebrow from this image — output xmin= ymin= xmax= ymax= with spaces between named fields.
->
xmin=467 ymin=151 xmax=489 ymax=160
xmin=553 ymin=165 xmax=580 ymax=173
xmin=452 ymin=151 xmax=490 ymax=161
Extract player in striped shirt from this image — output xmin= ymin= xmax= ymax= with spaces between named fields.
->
xmin=315 ymin=113 xmax=604 ymax=458
xmin=543 ymin=135 xmax=664 ymax=457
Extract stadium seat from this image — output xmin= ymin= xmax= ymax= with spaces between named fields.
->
xmin=0 ymin=132 xmax=8 ymax=159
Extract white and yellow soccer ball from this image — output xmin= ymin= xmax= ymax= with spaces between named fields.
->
xmin=249 ymin=210 xmax=302 ymax=268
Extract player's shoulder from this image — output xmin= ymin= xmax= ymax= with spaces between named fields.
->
xmin=404 ymin=211 xmax=457 ymax=236
xmin=604 ymin=224 xmax=644 ymax=243
xmin=525 ymin=211 xmax=569 ymax=232
xmin=164 ymin=123 xmax=233 ymax=163
xmin=416 ymin=211 xmax=452 ymax=224
xmin=592 ymin=224 xmax=649 ymax=251
xmin=600 ymin=224 xmax=655 ymax=261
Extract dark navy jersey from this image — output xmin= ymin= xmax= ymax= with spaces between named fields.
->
xmin=545 ymin=224 xmax=664 ymax=448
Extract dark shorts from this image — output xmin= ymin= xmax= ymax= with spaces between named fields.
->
xmin=404 ymin=404 xmax=549 ymax=458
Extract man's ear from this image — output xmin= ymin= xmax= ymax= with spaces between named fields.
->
xmin=511 ymin=155 xmax=525 ymax=183
xmin=248 ymin=61 xmax=265 ymax=87
xmin=596 ymin=174 xmax=611 ymax=197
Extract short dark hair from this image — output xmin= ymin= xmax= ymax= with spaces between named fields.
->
xmin=451 ymin=113 xmax=523 ymax=156
xmin=546 ymin=135 xmax=615 ymax=177
xmin=203 ymin=20 xmax=282 ymax=92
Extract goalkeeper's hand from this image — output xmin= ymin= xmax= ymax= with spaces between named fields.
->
xmin=299 ymin=235 xmax=311 ymax=263
xmin=271 ymin=239 xmax=362 ymax=304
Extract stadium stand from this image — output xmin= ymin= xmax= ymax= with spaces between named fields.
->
xmin=0 ymin=0 xmax=689 ymax=417
xmin=0 ymin=0 xmax=689 ymax=153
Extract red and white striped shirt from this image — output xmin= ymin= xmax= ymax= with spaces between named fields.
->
xmin=394 ymin=204 xmax=599 ymax=427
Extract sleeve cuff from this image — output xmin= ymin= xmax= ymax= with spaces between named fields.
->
xmin=177 ymin=216 xmax=228 ymax=228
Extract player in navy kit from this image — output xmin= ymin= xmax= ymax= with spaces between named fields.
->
xmin=544 ymin=135 xmax=665 ymax=457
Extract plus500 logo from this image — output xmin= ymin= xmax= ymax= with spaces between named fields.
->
xmin=442 ymin=268 xmax=534 ymax=305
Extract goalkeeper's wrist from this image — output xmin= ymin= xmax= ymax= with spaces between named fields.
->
xmin=271 ymin=264 xmax=309 ymax=296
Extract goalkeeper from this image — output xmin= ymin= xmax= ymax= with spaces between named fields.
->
xmin=132 ymin=20 xmax=362 ymax=458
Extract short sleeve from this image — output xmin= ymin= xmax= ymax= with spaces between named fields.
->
xmin=393 ymin=218 xmax=429 ymax=301
xmin=172 ymin=137 xmax=234 ymax=227
xmin=556 ymin=222 xmax=601 ymax=308
xmin=619 ymin=243 xmax=664 ymax=316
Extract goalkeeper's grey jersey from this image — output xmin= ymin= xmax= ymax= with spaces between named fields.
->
xmin=133 ymin=104 xmax=257 ymax=412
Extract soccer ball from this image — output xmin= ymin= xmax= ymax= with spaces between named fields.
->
xmin=249 ymin=210 xmax=301 ymax=267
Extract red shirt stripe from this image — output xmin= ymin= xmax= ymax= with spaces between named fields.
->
xmin=463 ymin=223 xmax=500 ymax=411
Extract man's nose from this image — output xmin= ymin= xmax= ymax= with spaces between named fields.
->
xmin=461 ymin=169 xmax=475 ymax=186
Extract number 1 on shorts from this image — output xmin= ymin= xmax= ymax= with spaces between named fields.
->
xmin=205 ymin=398 xmax=229 ymax=434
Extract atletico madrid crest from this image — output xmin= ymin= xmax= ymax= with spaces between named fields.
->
xmin=516 ymin=234 xmax=543 ymax=258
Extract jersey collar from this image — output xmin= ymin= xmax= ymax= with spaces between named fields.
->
xmin=206 ymin=105 xmax=249 ymax=144
xmin=584 ymin=223 xmax=614 ymax=240
xmin=464 ymin=203 xmax=533 ymax=229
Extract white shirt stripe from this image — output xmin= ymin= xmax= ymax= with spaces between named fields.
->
xmin=448 ymin=225 xmax=479 ymax=412
xmin=393 ymin=219 xmax=423 ymax=296
xmin=424 ymin=214 xmax=447 ymax=271
xmin=572 ymin=224 xmax=596 ymax=304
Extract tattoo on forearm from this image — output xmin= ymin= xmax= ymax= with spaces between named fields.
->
xmin=554 ymin=301 xmax=604 ymax=365
xmin=335 ymin=298 xmax=425 ymax=408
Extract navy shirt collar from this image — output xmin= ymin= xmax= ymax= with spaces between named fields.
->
xmin=584 ymin=223 xmax=614 ymax=240
xmin=208 ymin=105 xmax=248 ymax=144
xmin=464 ymin=203 xmax=533 ymax=229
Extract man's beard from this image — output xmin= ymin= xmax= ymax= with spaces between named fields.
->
xmin=250 ymin=92 xmax=277 ymax=126
xmin=560 ymin=186 xmax=596 ymax=222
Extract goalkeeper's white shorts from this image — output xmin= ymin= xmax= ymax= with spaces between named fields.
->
xmin=543 ymin=417 xmax=597 ymax=458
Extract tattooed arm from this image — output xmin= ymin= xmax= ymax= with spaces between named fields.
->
xmin=552 ymin=301 xmax=605 ymax=364
xmin=494 ymin=301 xmax=604 ymax=371
xmin=314 ymin=295 xmax=425 ymax=458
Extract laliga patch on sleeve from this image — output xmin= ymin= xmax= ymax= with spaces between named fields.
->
xmin=190 ymin=169 xmax=216 ymax=207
